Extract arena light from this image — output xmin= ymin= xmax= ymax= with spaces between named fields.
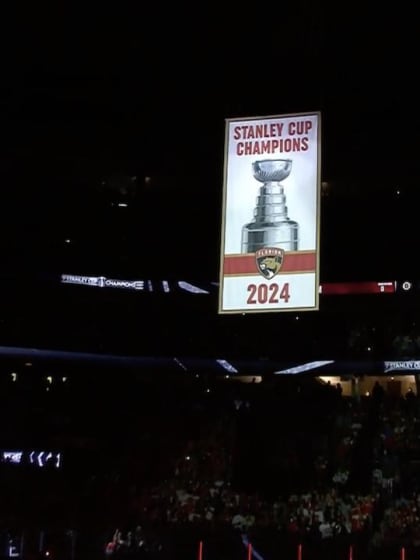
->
xmin=178 ymin=281 xmax=209 ymax=294
xmin=216 ymin=359 xmax=238 ymax=374
xmin=274 ymin=360 xmax=335 ymax=374
xmin=174 ymin=357 xmax=188 ymax=371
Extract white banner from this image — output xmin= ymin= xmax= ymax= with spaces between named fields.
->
xmin=218 ymin=112 xmax=321 ymax=314
xmin=384 ymin=361 xmax=420 ymax=373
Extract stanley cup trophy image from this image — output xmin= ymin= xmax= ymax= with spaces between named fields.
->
xmin=241 ymin=159 xmax=299 ymax=254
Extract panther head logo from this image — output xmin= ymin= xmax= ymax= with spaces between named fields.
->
xmin=255 ymin=247 xmax=284 ymax=279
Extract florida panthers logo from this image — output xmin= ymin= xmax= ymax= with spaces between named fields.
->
xmin=255 ymin=247 xmax=284 ymax=279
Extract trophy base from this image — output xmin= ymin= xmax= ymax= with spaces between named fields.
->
xmin=241 ymin=220 xmax=299 ymax=253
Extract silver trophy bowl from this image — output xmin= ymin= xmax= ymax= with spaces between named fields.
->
xmin=252 ymin=159 xmax=292 ymax=183
xmin=241 ymin=157 xmax=298 ymax=253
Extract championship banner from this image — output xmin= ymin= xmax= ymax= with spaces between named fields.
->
xmin=218 ymin=112 xmax=321 ymax=314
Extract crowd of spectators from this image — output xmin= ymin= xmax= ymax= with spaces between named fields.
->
xmin=1 ymin=371 xmax=420 ymax=559
xmin=97 ymin=377 xmax=420 ymax=559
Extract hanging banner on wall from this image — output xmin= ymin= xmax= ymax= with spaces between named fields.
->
xmin=219 ymin=112 xmax=321 ymax=314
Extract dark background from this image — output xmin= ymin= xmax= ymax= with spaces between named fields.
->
xmin=0 ymin=6 xmax=418 ymax=360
